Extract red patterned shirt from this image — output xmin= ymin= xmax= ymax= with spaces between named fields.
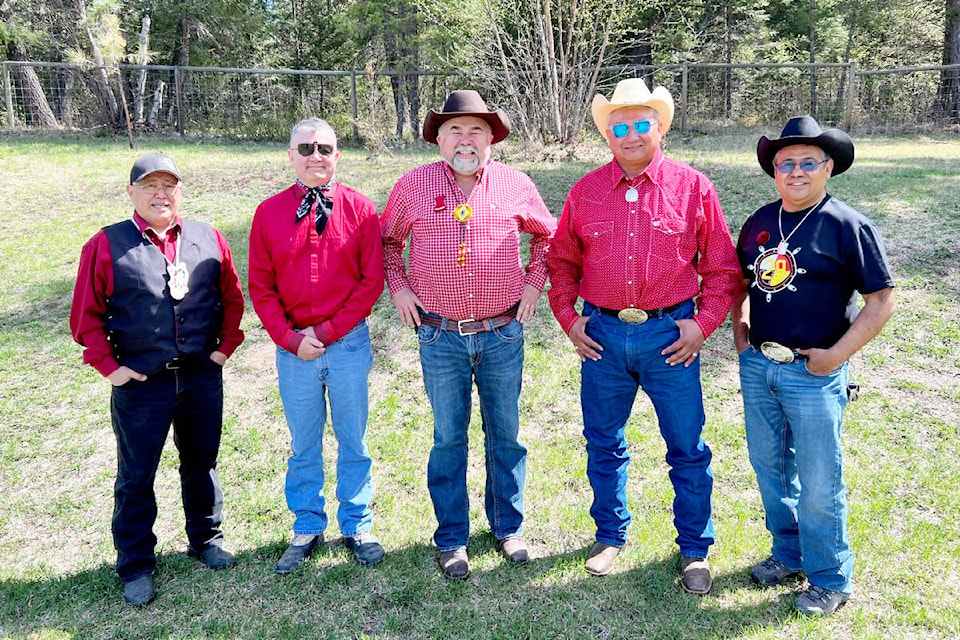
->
xmin=381 ymin=160 xmax=557 ymax=320
xmin=548 ymin=149 xmax=741 ymax=338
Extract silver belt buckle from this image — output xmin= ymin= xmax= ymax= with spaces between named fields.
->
xmin=760 ymin=341 xmax=795 ymax=364
xmin=617 ymin=308 xmax=648 ymax=324
xmin=457 ymin=318 xmax=478 ymax=336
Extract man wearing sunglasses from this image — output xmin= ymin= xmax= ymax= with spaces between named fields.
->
xmin=732 ymin=116 xmax=895 ymax=616
xmin=249 ymin=118 xmax=386 ymax=573
xmin=381 ymin=90 xmax=556 ymax=580
xmin=548 ymin=79 xmax=741 ymax=593
xmin=70 ymin=152 xmax=246 ymax=605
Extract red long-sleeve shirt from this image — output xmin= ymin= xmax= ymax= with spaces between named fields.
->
xmin=248 ymin=182 xmax=384 ymax=354
xmin=70 ymin=212 xmax=245 ymax=377
xmin=548 ymin=151 xmax=741 ymax=338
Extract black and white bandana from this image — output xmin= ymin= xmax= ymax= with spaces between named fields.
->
xmin=295 ymin=179 xmax=334 ymax=236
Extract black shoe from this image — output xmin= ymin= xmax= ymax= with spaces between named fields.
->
xmin=343 ymin=532 xmax=385 ymax=566
xmin=438 ymin=549 xmax=469 ymax=580
xmin=680 ymin=556 xmax=713 ymax=595
xmin=751 ymin=555 xmax=803 ymax=587
xmin=188 ymin=544 xmax=236 ymax=570
xmin=122 ymin=574 xmax=156 ymax=606
xmin=795 ymin=584 xmax=849 ymax=616
xmin=275 ymin=534 xmax=321 ymax=574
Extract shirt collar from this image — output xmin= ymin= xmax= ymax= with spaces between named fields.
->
xmin=441 ymin=161 xmax=488 ymax=185
xmin=612 ymin=147 xmax=665 ymax=187
xmin=295 ymin=179 xmax=337 ymax=196
xmin=133 ymin=211 xmax=181 ymax=239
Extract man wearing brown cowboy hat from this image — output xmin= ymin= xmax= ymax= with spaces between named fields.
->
xmin=381 ymin=90 xmax=556 ymax=579
xmin=548 ymin=78 xmax=741 ymax=594
xmin=732 ymin=116 xmax=895 ymax=616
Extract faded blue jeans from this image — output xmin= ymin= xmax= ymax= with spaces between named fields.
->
xmin=276 ymin=320 xmax=374 ymax=538
xmin=417 ymin=316 xmax=526 ymax=551
xmin=580 ymin=300 xmax=715 ymax=558
xmin=739 ymin=346 xmax=853 ymax=594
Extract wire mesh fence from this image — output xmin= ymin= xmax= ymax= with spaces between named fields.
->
xmin=2 ymin=60 xmax=959 ymax=142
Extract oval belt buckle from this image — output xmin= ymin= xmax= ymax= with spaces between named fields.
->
xmin=617 ymin=308 xmax=648 ymax=324
xmin=760 ymin=341 xmax=795 ymax=364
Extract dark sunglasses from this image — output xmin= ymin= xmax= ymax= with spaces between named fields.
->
xmin=775 ymin=159 xmax=828 ymax=174
xmin=610 ymin=119 xmax=656 ymax=138
xmin=294 ymin=142 xmax=335 ymax=157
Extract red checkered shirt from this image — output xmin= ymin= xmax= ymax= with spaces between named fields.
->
xmin=547 ymin=150 xmax=741 ymax=338
xmin=381 ymin=160 xmax=557 ymax=321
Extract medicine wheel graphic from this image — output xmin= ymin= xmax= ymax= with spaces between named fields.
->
xmin=747 ymin=244 xmax=806 ymax=302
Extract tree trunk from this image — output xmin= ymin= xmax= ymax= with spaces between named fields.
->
xmin=5 ymin=41 xmax=58 ymax=127
xmin=167 ymin=7 xmax=190 ymax=127
xmin=939 ymin=0 xmax=960 ymax=122
xmin=73 ymin=0 xmax=121 ymax=129
xmin=809 ymin=0 xmax=818 ymax=115
xmin=133 ymin=15 xmax=151 ymax=124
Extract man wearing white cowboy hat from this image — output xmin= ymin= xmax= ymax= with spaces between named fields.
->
xmin=381 ymin=90 xmax=556 ymax=579
xmin=548 ymin=78 xmax=741 ymax=593
xmin=732 ymin=115 xmax=895 ymax=616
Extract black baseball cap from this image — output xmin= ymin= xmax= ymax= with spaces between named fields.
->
xmin=129 ymin=152 xmax=182 ymax=184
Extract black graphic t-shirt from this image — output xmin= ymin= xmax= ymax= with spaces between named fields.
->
xmin=737 ymin=195 xmax=894 ymax=350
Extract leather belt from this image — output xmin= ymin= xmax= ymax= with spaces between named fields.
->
xmin=595 ymin=300 xmax=688 ymax=324
xmin=419 ymin=303 xmax=519 ymax=336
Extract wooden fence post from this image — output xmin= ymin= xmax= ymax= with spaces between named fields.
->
xmin=174 ymin=66 xmax=184 ymax=136
xmin=680 ymin=63 xmax=689 ymax=137
xmin=844 ymin=61 xmax=857 ymax=131
xmin=351 ymin=70 xmax=358 ymax=142
xmin=3 ymin=63 xmax=14 ymax=129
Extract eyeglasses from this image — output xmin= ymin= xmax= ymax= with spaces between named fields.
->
xmin=610 ymin=119 xmax=656 ymax=138
xmin=294 ymin=142 xmax=335 ymax=157
xmin=134 ymin=183 xmax=181 ymax=196
xmin=775 ymin=159 xmax=828 ymax=174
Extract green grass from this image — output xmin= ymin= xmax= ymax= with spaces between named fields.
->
xmin=1 ymin=130 xmax=959 ymax=639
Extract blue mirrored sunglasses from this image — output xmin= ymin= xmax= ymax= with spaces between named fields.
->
xmin=775 ymin=159 xmax=827 ymax=174
xmin=610 ymin=119 xmax=655 ymax=138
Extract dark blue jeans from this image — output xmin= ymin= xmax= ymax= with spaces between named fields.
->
xmin=110 ymin=360 xmax=225 ymax=582
xmin=580 ymin=300 xmax=715 ymax=558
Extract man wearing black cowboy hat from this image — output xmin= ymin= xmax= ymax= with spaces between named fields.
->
xmin=381 ymin=90 xmax=556 ymax=579
xmin=732 ymin=116 xmax=895 ymax=616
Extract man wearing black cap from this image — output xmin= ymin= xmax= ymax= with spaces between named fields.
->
xmin=70 ymin=152 xmax=245 ymax=606
xmin=381 ymin=90 xmax=556 ymax=579
xmin=732 ymin=116 xmax=895 ymax=616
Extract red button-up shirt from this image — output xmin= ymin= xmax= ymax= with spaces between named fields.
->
xmin=248 ymin=182 xmax=384 ymax=354
xmin=381 ymin=160 xmax=557 ymax=320
xmin=548 ymin=150 xmax=741 ymax=338
xmin=69 ymin=212 xmax=245 ymax=377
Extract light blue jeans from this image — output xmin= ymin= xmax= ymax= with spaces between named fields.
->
xmin=417 ymin=316 xmax=526 ymax=551
xmin=276 ymin=321 xmax=374 ymax=538
xmin=579 ymin=300 xmax=714 ymax=558
xmin=739 ymin=346 xmax=853 ymax=594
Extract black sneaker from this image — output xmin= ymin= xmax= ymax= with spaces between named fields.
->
xmin=188 ymin=544 xmax=236 ymax=570
xmin=122 ymin=574 xmax=156 ymax=606
xmin=795 ymin=584 xmax=849 ymax=616
xmin=343 ymin=532 xmax=385 ymax=566
xmin=750 ymin=555 xmax=803 ymax=586
xmin=275 ymin=534 xmax=322 ymax=574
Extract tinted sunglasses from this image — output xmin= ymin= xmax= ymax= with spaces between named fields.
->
xmin=295 ymin=142 xmax=335 ymax=157
xmin=775 ymin=159 xmax=828 ymax=174
xmin=610 ymin=119 xmax=656 ymax=138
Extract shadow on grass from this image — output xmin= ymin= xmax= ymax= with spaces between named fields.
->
xmin=0 ymin=535 xmax=797 ymax=640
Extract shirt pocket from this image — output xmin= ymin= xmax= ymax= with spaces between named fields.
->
xmin=649 ymin=215 xmax=687 ymax=263
xmin=581 ymin=221 xmax=615 ymax=262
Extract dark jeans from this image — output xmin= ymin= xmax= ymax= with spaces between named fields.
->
xmin=110 ymin=360 xmax=225 ymax=582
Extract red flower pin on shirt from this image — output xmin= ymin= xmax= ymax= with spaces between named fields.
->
xmin=757 ymin=230 xmax=770 ymax=244
xmin=434 ymin=195 xmax=445 ymax=212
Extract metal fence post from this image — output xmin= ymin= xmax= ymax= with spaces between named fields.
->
xmin=844 ymin=61 xmax=857 ymax=131
xmin=680 ymin=63 xmax=688 ymax=137
xmin=350 ymin=70 xmax=358 ymax=142
xmin=3 ymin=63 xmax=14 ymax=129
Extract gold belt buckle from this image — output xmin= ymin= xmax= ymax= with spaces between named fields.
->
xmin=760 ymin=341 xmax=795 ymax=364
xmin=617 ymin=308 xmax=648 ymax=324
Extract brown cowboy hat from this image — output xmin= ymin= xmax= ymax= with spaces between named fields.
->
xmin=422 ymin=90 xmax=511 ymax=144
xmin=757 ymin=116 xmax=855 ymax=177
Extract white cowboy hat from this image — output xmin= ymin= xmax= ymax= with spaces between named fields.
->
xmin=591 ymin=78 xmax=675 ymax=140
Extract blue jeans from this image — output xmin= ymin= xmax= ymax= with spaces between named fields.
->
xmin=739 ymin=347 xmax=853 ymax=594
xmin=110 ymin=360 xmax=225 ymax=581
xmin=417 ymin=316 xmax=526 ymax=551
xmin=580 ymin=300 xmax=714 ymax=558
xmin=276 ymin=320 xmax=374 ymax=538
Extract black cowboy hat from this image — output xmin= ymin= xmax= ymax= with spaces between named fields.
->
xmin=757 ymin=116 xmax=855 ymax=177
xmin=422 ymin=90 xmax=511 ymax=144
